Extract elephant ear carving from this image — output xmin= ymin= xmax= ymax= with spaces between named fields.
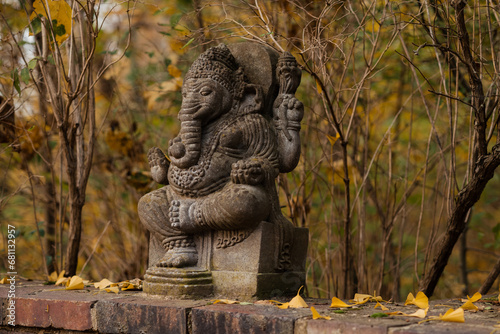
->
xmin=238 ymin=84 xmax=264 ymax=115
xmin=228 ymin=43 xmax=280 ymax=118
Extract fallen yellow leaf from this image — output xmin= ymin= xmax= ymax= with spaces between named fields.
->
xmin=212 ymin=299 xmax=240 ymax=305
xmin=48 ymin=271 xmax=58 ymax=282
xmin=387 ymin=308 xmax=427 ymax=319
xmin=288 ymin=286 xmax=308 ymax=308
xmin=330 ymin=297 xmax=353 ymax=308
xmin=311 ymin=306 xmax=331 ymax=320
xmin=404 ymin=291 xmax=429 ymax=309
xmin=350 ymin=293 xmax=372 ymax=305
xmin=350 ymin=292 xmax=384 ymax=305
xmin=105 ymin=286 xmax=119 ymax=294
xmin=121 ymin=283 xmax=140 ymax=291
xmin=0 ymin=277 xmax=8 ymax=284
xmin=461 ymin=292 xmax=481 ymax=311
xmin=275 ymin=286 xmax=308 ymax=309
xmin=428 ymin=307 xmax=465 ymax=323
xmin=277 ymin=302 xmax=290 ymax=309
xmin=66 ymin=276 xmax=84 ymax=290
xmin=55 ymin=276 xmax=69 ymax=286
xmin=374 ymin=302 xmax=389 ymax=311
xmin=94 ymin=278 xmax=114 ymax=290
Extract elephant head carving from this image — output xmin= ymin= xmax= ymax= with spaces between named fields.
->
xmin=167 ymin=44 xmax=246 ymax=169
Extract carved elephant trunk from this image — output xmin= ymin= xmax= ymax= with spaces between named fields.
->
xmin=168 ymin=110 xmax=202 ymax=168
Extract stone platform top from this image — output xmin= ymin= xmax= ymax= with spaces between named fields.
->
xmin=1 ymin=281 xmax=499 ymax=334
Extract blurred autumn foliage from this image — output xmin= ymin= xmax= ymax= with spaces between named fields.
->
xmin=1 ymin=0 xmax=500 ymax=300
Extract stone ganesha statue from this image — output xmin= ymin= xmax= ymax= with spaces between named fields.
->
xmin=138 ymin=43 xmax=306 ymax=298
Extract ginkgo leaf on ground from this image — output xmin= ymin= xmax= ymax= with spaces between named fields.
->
xmin=49 ymin=270 xmax=66 ymax=284
xmin=404 ymin=291 xmax=429 ymax=309
xmin=275 ymin=286 xmax=308 ymax=309
xmin=212 ymin=299 xmax=240 ymax=304
xmin=425 ymin=308 xmax=464 ymax=323
xmin=94 ymin=278 xmax=114 ymax=290
xmin=48 ymin=271 xmax=58 ymax=282
xmin=55 ymin=275 xmax=69 ymax=286
xmin=330 ymin=297 xmax=353 ymax=308
xmin=311 ymin=306 xmax=331 ymax=320
xmin=350 ymin=292 xmax=384 ymax=305
xmin=0 ymin=277 xmax=8 ymax=284
xmin=374 ymin=302 xmax=389 ymax=311
xmin=121 ymin=283 xmax=141 ymax=291
xmin=66 ymin=276 xmax=84 ymax=290
xmin=386 ymin=308 xmax=428 ymax=319
xmin=105 ymin=286 xmax=119 ymax=294
xmin=460 ymin=292 xmax=481 ymax=311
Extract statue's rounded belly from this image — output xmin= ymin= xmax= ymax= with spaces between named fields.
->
xmin=168 ymin=156 xmax=236 ymax=197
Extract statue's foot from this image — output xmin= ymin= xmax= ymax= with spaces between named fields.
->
xmin=156 ymin=246 xmax=198 ymax=268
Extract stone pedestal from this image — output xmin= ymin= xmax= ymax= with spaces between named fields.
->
xmin=143 ymin=267 xmax=213 ymax=298
xmin=145 ymin=222 xmax=308 ymax=300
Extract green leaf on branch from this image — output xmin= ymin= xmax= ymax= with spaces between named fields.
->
xmin=181 ymin=38 xmax=194 ymax=49
xmin=30 ymin=15 xmax=42 ymax=35
xmin=12 ymin=70 xmax=21 ymax=95
xmin=21 ymin=68 xmax=30 ymax=85
xmin=28 ymin=58 xmax=38 ymax=70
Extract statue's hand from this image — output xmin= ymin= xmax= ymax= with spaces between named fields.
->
xmin=148 ymin=147 xmax=170 ymax=185
xmin=285 ymin=96 xmax=304 ymax=123
xmin=231 ymin=159 xmax=265 ymax=185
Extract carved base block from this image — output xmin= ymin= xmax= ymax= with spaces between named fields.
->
xmin=145 ymin=222 xmax=308 ymax=300
xmin=211 ymin=271 xmax=305 ymax=300
xmin=143 ymin=267 xmax=213 ymax=298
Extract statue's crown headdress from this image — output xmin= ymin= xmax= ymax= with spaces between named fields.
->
xmin=185 ymin=44 xmax=245 ymax=99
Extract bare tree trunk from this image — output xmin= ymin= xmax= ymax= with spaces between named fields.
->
xmin=419 ymin=0 xmax=499 ymax=297
xmin=479 ymin=256 xmax=500 ymax=294
xmin=420 ymin=145 xmax=500 ymax=296
xmin=459 ymin=226 xmax=469 ymax=295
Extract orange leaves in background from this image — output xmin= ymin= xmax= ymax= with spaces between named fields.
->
xmin=30 ymin=0 xmax=72 ymax=44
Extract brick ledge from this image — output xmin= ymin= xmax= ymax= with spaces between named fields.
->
xmin=0 ymin=282 xmax=498 ymax=334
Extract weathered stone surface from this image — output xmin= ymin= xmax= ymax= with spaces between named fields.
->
xmin=295 ymin=318 xmax=393 ymax=334
xmin=95 ymin=296 xmax=205 ymax=334
xmin=138 ymin=42 xmax=307 ymax=299
xmin=389 ymin=323 xmax=495 ymax=334
xmin=143 ymin=267 xmax=213 ymax=298
xmin=192 ymin=304 xmax=305 ymax=334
